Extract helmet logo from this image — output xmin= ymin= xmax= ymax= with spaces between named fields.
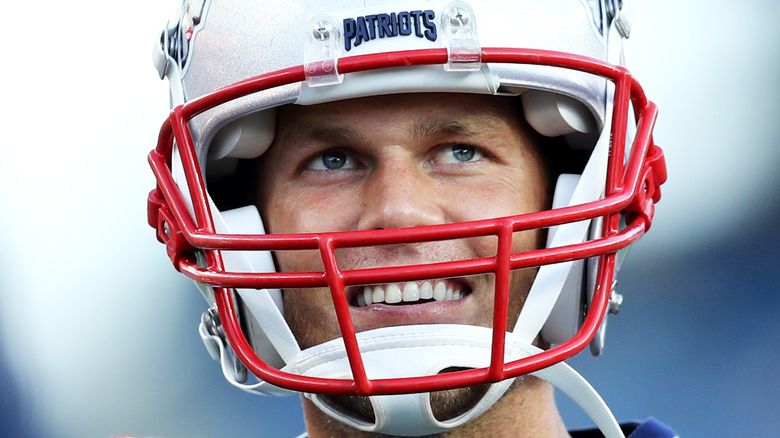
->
xmin=343 ymin=10 xmax=438 ymax=51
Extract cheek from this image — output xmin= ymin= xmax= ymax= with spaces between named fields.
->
xmin=443 ymin=159 xmax=548 ymax=217
xmin=444 ymin=178 xmax=547 ymax=233
xmin=507 ymin=267 xmax=538 ymax=330
xmin=264 ymin=187 xmax=362 ymax=235
xmin=439 ymin=177 xmax=549 ymax=265
xmin=283 ymin=286 xmax=341 ymax=349
xmin=263 ymin=189 xmax=362 ymax=273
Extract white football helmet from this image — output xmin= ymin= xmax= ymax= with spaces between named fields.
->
xmin=148 ymin=0 xmax=666 ymax=436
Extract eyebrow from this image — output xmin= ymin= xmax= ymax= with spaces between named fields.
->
xmin=412 ymin=115 xmax=503 ymax=143
xmin=293 ymin=125 xmax=369 ymax=146
xmin=285 ymin=114 xmax=506 ymax=147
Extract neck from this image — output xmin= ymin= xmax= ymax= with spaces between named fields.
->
xmin=302 ymin=376 xmax=570 ymax=438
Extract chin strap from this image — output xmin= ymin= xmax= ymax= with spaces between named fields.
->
xmin=201 ymin=321 xmax=624 ymax=437
xmin=289 ymin=325 xmax=624 ymax=438
xmin=297 ymin=325 xmax=515 ymax=436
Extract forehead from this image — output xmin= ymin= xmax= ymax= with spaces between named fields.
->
xmin=274 ymin=93 xmax=525 ymax=138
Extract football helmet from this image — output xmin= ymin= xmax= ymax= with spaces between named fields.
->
xmin=148 ymin=0 xmax=666 ymax=436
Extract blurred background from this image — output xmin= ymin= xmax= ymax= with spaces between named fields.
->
xmin=1 ymin=0 xmax=778 ymax=437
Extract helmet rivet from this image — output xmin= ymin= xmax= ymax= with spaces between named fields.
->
xmin=449 ymin=7 xmax=469 ymax=27
xmin=312 ymin=21 xmax=331 ymax=41
xmin=162 ymin=221 xmax=171 ymax=238
xmin=206 ymin=306 xmax=222 ymax=336
xmin=608 ymin=282 xmax=624 ymax=315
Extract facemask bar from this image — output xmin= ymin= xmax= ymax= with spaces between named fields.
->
xmin=148 ymin=47 xmax=665 ymax=397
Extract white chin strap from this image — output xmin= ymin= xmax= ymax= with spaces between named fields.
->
xmin=203 ymin=322 xmax=624 ymax=437
xmin=297 ymin=324 xmax=514 ymax=436
xmin=293 ymin=324 xmax=623 ymax=437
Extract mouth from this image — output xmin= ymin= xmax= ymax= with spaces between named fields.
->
xmin=349 ymin=280 xmax=471 ymax=308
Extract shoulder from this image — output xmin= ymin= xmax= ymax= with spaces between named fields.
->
xmin=569 ymin=418 xmax=678 ymax=438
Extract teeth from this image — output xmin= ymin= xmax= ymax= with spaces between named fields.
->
xmin=433 ymin=282 xmax=447 ymax=301
xmin=420 ymin=282 xmax=433 ymax=299
xmin=402 ymin=283 xmax=420 ymax=302
xmin=356 ymin=281 xmax=465 ymax=307
xmin=372 ymin=285 xmax=385 ymax=304
xmin=385 ymin=283 xmax=402 ymax=304
xmin=356 ymin=292 xmax=366 ymax=307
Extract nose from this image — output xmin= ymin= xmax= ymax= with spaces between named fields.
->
xmin=357 ymin=156 xmax=445 ymax=231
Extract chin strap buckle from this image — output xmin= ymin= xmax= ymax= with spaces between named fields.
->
xmin=200 ymin=305 xmax=249 ymax=384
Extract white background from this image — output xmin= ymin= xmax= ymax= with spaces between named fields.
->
xmin=1 ymin=0 xmax=778 ymax=437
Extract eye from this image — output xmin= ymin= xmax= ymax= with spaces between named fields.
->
xmin=451 ymin=145 xmax=477 ymax=162
xmin=307 ymin=150 xmax=356 ymax=170
xmin=435 ymin=144 xmax=482 ymax=165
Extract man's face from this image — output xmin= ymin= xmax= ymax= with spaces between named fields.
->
xmin=257 ymin=93 xmax=550 ymax=351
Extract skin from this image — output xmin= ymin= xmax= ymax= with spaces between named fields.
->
xmin=257 ymin=93 xmax=569 ymax=437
